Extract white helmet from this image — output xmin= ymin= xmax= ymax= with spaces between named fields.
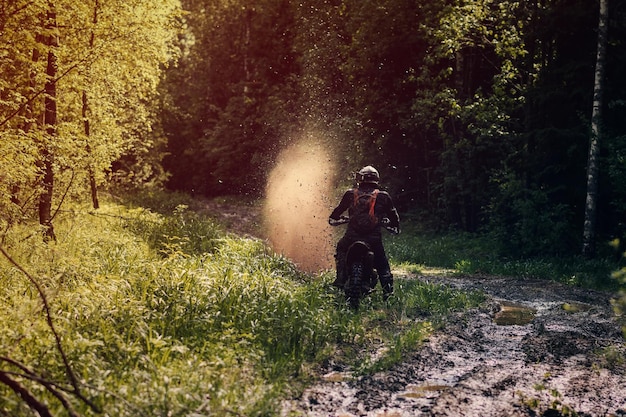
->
xmin=357 ymin=166 xmax=380 ymax=185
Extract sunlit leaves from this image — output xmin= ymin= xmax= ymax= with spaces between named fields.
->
xmin=0 ymin=0 xmax=182 ymax=224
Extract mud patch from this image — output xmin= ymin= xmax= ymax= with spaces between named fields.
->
xmin=399 ymin=384 xmax=449 ymax=399
xmin=281 ymin=274 xmax=626 ymax=417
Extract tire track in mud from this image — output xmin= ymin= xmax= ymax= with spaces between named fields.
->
xmin=281 ymin=274 xmax=626 ymax=417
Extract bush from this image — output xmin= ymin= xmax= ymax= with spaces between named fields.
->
xmin=125 ymin=204 xmax=223 ymax=256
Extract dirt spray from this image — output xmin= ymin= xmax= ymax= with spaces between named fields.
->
xmin=263 ymin=137 xmax=338 ymax=273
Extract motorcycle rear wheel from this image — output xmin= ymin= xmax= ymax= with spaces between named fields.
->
xmin=345 ymin=262 xmax=364 ymax=308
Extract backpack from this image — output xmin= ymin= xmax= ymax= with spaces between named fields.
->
xmin=349 ymin=189 xmax=379 ymax=233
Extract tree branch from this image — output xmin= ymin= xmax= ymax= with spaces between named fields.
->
xmin=0 ymin=247 xmax=101 ymax=414
xmin=51 ymin=168 xmax=76 ymax=222
xmin=0 ymin=371 xmax=53 ymax=417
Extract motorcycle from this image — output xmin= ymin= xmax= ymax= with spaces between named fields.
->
xmin=330 ymin=216 xmax=396 ymax=308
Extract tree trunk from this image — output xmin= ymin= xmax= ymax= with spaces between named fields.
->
xmin=83 ymin=0 xmax=100 ymax=210
xmin=39 ymin=3 xmax=58 ymax=242
xmin=13 ymin=37 xmax=44 ymax=211
xmin=582 ymin=0 xmax=609 ymax=258
xmin=82 ymin=91 xmax=99 ymax=209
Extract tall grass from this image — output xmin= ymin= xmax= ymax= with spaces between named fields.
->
xmin=0 ymin=196 xmax=482 ymax=416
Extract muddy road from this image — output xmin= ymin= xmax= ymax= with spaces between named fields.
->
xmin=200 ymin=199 xmax=626 ymax=416
xmin=281 ymin=274 xmax=626 ymax=417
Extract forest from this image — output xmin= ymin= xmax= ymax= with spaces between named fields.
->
xmin=1 ymin=0 xmax=626 ymax=256
xmin=161 ymin=0 xmax=626 ymax=260
xmin=2 ymin=0 xmax=626 ymax=257
xmin=2 ymin=0 xmax=626 ymax=415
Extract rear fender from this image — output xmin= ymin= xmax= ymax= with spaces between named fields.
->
xmin=346 ymin=241 xmax=373 ymax=267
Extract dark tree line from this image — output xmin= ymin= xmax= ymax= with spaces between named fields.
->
xmin=160 ymin=0 xmax=626 ymax=257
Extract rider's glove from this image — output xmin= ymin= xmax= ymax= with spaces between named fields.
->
xmin=381 ymin=218 xmax=400 ymax=235
xmin=328 ymin=217 xmax=343 ymax=226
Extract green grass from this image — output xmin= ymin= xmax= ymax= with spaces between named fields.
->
xmin=385 ymin=223 xmax=620 ymax=290
xmin=0 ymin=195 xmax=483 ymax=417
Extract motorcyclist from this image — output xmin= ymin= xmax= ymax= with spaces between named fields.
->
xmin=329 ymin=165 xmax=400 ymax=299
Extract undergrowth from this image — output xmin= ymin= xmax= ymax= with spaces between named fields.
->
xmin=385 ymin=223 xmax=620 ymax=291
xmin=0 ymin=196 xmax=482 ymax=416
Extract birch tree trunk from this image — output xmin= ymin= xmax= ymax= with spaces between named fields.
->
xmin=582 ymin=0 xmax=609 ymax=258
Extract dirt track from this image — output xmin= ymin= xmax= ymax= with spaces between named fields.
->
xmin=281 ymin=274 xmax=626 ymax=417
xmin=201 ymin=199 xmax=626 ymax=416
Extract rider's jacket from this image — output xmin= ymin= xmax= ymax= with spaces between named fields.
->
xmin=329 ymin=185 xmax=400 ymax=238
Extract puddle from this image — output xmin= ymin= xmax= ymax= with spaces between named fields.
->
xmin=494 ymin=301 xmax=537 ymax=325
xmin=399 ymin=384 xmax=449 ymax=399
xmin=562 ymin=302 xmax=593 ymax=313
xmin=321 ymin=371 xmax=351 ymax=382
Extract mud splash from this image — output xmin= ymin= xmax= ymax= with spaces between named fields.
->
xmin=263 ymin=136 xmax=337 ymax=273
xmin=282 ymin=275 xmax=626 ymax=416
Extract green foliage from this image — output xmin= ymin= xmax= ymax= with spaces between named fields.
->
xmin=157 ymin=0 xmax=626 ymax=257
xmin=0 ymin=195 xmax=483 ymax=416
xmin=385 ymin=220 xmax=497 ymax=270
xmin=115 ymin=187 xmax=199 ymax=214
xmin=125 ymin=204 xmax=223 ymax=256
xmin=386 ymin=221 xmax=617 ymax=290
xmin=486 ymin=170 xmax=575 ymax=257
xmin=4 ymin=0 xmax=626 ymax=257
xmin=161 ymin=0 xmax=300 ymax=195
xmin=0 ymin=0 xmax=182 ymax=228
xmin=606 ymin=134 xmax=626 ymax=239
